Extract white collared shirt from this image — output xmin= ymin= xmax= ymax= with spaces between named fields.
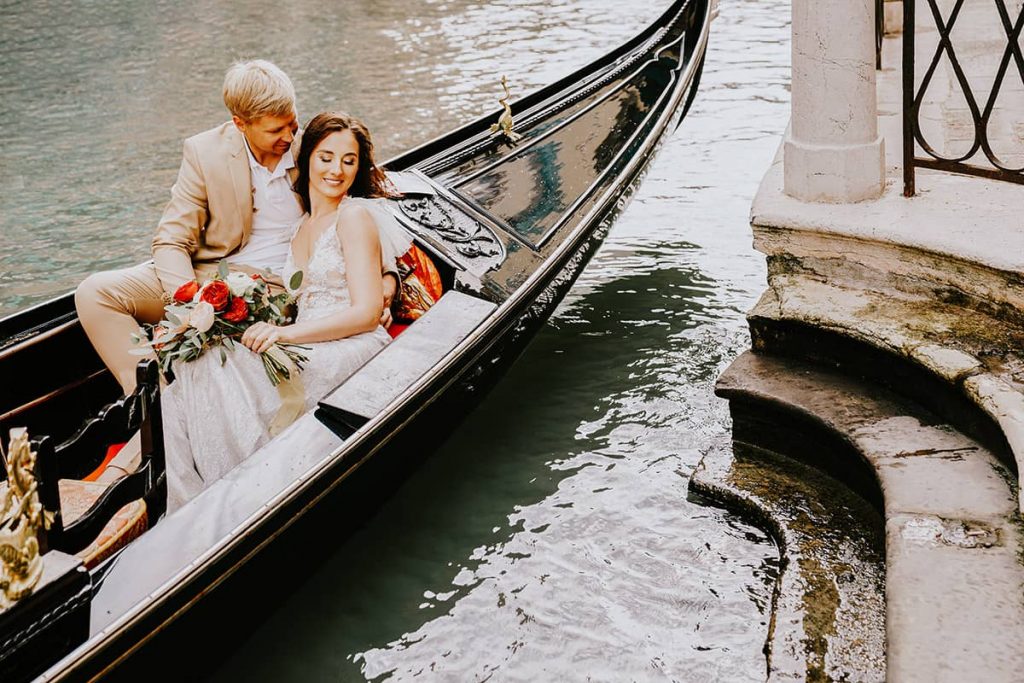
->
xmin=226 ymin=142 xmax=305 ymax=275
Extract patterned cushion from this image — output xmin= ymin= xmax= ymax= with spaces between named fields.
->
xmin=58 ymin=480 xmax=148 ymax=569
xmin=394 ymin=245 xmax=444 ymax=323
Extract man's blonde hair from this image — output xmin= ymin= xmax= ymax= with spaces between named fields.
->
xmin=222 ymin=60 xmax=296 ymax=121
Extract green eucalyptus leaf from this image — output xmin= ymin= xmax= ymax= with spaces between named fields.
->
xmin=289 ymin=270 xmax=304 ymax=291
xmin=218 ymin=260 xmax=229 ymax=279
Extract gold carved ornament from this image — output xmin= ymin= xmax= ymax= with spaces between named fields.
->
xmin=0 ymin=428 xmax=49 ymax=608
xmin=490 ymin=75 xmax=523 ymax=143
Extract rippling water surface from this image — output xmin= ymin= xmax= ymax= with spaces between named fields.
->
xmin=2 ymin=0 xmax=793 ymax=679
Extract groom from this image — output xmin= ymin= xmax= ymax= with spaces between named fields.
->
xmin=76 ymin=60 xmax=398 ymax=393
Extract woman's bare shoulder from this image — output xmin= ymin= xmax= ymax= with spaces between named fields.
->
xmin=337 ymin=201 xmax=374 ymax=225
xmin=335 ymin=202 xmax=376 ymax=241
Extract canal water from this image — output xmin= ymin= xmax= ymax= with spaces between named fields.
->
xmin=2 ymin=0 xmax=793 ymax=679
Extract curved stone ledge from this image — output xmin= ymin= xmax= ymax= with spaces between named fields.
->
xmin=715 ymin=351 xmax=1024 ymax=682
xmin=754 ymin=225 xmax=1024 ymax=329
xmin=749 ymin=274 xmax=1024 ymax=510
xmin=690 ymin=437 xmax=886 ymax=681
xmin=750 ymin=151 xmax=1024 ymax=278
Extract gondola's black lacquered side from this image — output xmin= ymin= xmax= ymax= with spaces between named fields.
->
xmin=0 ymin=552 xmax=90 ymax=683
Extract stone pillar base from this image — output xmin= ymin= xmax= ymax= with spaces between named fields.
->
xmin=783 ymin=134 xmax=885 ymax=203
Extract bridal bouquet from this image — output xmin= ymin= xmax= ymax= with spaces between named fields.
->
xmin=132 ymin=263 xmax=308 ymax=386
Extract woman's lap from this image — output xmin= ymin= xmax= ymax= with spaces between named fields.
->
xmin=163 ymin=327 xmax=389 ymax=510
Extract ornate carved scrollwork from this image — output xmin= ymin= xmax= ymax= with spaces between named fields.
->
xmin=397 ymin=196 xmax=502 ymax=260
xmin=0 ymin=428 xmax=47 ymax=608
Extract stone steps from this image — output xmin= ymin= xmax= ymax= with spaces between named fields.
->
xmin=710 ymin=350 xmax=1024 ymax=682
xmin=748 ymin=270 xmax=1024 ymax=511
xmin=691 ymin=437 xmax=887 ymax=682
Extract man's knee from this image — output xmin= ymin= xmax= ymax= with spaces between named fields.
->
xmin=75 ymin=270 xmax=121 ymax=314
xmin=75 ymin=265 xmax=163 ymax=320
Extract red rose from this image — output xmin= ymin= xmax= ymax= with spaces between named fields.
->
xmin=200 ymin=280 xmax=231 ymax=311
xmin=173 ymin=280 xmax=200 ymax=304
xmin=222 ymin=296 xmax=249 ymax=323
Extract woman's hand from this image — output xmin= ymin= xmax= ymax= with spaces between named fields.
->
xmin=241 ymin=322 xmax=290 ymax=354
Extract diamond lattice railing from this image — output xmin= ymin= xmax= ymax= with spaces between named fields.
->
xmin=903 ymin=0 xmax=1024 ymax=195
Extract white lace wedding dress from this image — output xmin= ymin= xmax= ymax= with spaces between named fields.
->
xmin=163 ymin=198 xmax=409 ymax=511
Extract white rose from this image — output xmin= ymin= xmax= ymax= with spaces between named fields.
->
xmin=226 ymin=271 xmax=255 ymax=298
xmin=165 ymin=305 xmax=192 ymax=334
xmin=189 ymin=301 xmax=216 ymax=333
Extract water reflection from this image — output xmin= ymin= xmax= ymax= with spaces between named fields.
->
xmin=208 ymin=265 xmax=774 ymax=682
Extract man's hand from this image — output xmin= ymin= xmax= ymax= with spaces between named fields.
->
xmin=381 ymin=272 xmax=399 ymax=328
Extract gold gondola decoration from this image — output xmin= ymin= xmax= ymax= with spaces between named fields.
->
xmin=490 ymin=75 xmax=522 ymax=143
xmin=0 ymin=428 xmax=47 ymax=607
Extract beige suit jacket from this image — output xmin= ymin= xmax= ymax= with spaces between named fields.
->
xmin=151 ymin=121 xmax=302 ymax=293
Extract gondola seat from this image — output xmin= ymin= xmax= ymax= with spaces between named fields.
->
xmin=0 ymin=478 xmax=150 ymax=571
xmin=31 ymin=360 xmax=166 ymax=567
xmin=318 ymin=290 xmax=497 ymax=437
xmin=57 ymin=480 xmax=148 ymax=568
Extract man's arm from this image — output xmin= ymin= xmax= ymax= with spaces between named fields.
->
xmin=152 ymin=139 xmax=208 ymax=295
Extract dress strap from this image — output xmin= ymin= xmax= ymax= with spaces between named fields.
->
xmin=288 ymin=213 xmax=308 ymax=241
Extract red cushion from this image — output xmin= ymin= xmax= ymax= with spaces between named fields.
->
xmin=387 ymin=323 xmax=410 ymax=338
xmin=84 ymin=443 xmax=126 ymax=482
xmin=394 ymin=245 xmax=444 ymax=324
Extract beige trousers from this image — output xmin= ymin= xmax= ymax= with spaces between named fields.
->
xmin=75 ymin=261 xmax=282 ymax=393
xmin=75 ymin=262 xmax=167 ymax=393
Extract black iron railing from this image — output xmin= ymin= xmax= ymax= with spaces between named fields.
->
xmin=876 ymin=0 xmax=884 ymax=69
xmin=903 ymin=0 xmax=1024 ymax=196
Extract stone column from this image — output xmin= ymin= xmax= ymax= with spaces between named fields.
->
xmin=784 ymin=0 xmax=885 ymax=202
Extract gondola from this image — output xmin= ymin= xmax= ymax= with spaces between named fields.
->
xmin=0 ymin=0 xmax=710 ymax=679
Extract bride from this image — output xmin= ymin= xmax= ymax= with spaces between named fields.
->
xmin=163 ymin=112 xmax=410 ymax=511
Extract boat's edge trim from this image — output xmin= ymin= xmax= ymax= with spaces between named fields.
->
xmin=0 ymin=291 xmax=74 ymax=332
xmin=0 ymin=315 xmax=77 ymax=361
xmin=532 ymin=31 xmax=693 ymax=248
